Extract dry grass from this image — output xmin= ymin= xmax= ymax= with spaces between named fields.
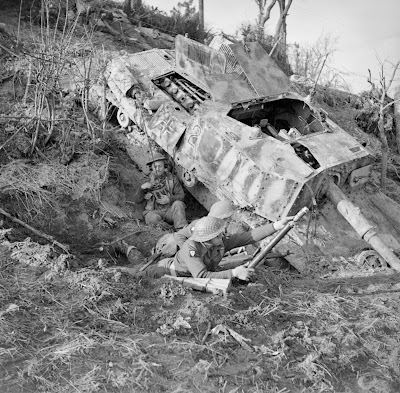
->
xmin=0 ymin=153 xmax=108 ymax=216
xmin=1 ymin=234 xmax=400 ymax=392
xmin=0 ymin=234 xmax=160 ymax=392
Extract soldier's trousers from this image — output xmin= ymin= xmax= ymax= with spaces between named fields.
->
xmin=143 ymin=200 xmax=187 ymax=230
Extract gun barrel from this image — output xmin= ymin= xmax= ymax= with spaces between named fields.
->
xmin=326 ymin=180 xmax=400 ymax=271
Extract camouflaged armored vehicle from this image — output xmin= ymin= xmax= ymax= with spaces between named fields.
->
xmin=91 ymin=34 xmax=400 ymax=272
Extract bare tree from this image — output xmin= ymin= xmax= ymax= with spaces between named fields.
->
xmin=199 ymin=0 xmax=204 ymax=41
xmin=254 ymin=0 xmax=293 ymax=59
xmin=254 ymin=0 xmax=276 ymax=41
xmin=273 ymin=0 xmax=292 ymax=60
xmin=288 ymin=34 xmax=340 ymax=85
xmin=368 ymin=61 xmax=400 ymax=192
xmin=394 ymin=83 xmax=400 ymax=154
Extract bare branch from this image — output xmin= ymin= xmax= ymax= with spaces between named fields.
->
xmin=0 ymin=206 xmax=70 ymax=254
xmin=383 ymin=97 xmax=400 ymax=112
xmin=274 ymin=0 xmax=293 ymax=38
xmin=262 ymin=0 xmax=278 ymax=25
xmin=386 ymin=60 xmax=400 ymax=92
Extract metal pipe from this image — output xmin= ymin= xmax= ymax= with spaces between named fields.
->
xmin=174 ymin=78 xmax=207 ymax=101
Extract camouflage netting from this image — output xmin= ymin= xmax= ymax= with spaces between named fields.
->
xmin=0 ymin=152 xmax=109 ymax=212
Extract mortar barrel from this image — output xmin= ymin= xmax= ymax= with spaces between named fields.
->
xmin=248 ymin=207 xmax=309 ymax=269
xmin=326 ymin=181 xmax=400 ymax=271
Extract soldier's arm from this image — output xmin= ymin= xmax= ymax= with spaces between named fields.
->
xmin=169 ymin=176 xmax=185 ymax=202
xmin=133 ymin=181 xmax=151 ymax=203
xmin=250 ymin=217 xmax=293 ymax=241
xmin=179 ymin=242 xmax=233 ymax=279
xmin=250 ymin=223 xmax=276 ymax=242
xmin=223 ymin=218 xmax=291 ymax=250
xmin=133 ymin=188 xmax=145 ymax=203
xmin=173 ymin=222 xmax=196 ymax=248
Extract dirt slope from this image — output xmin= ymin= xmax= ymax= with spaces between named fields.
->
xmin=1 ymin=2 xmax=400 ymax=392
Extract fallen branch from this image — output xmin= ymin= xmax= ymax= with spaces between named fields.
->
xmin=0 ymin=207 xmax=70 ymax=253
xmin=101 ymin=19 xmax=121 ymax=37
xmin=0 ymin=42 xmax=18 ymax=57
xmin=201 ymin=321 xmax=212 ymax=345
xmin=0 ymin=126 xmax=24 ymax=151
xmin=211 ymin=324 xmax=253 ymax=351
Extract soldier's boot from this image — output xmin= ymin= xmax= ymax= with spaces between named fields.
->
xmin=115 ymin=240 xmax=144 ymax=265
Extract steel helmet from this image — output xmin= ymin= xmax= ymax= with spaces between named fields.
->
xmin=146 ymin=152 xmax=167 ymax=166
xmin=190 ymin=216 xmax=225 ymax=242
xmin=209 ymin=200 xmax=235 ymax=220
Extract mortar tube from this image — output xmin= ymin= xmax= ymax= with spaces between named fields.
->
xmin=326 ymin=180 xmax=400 ymax=272
xmin=248 ymin=207 xmax=309 ymax=269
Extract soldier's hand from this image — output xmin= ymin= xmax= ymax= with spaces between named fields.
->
xmin=273 ymin=216 xmax=295 ymax=231
xmin=232 ymin=265 xmax=255 ymax=281
xmin=141 ymin=182 xmax=152 ymax=190
xmin=156 ymin=195 xmax=170 ymax=205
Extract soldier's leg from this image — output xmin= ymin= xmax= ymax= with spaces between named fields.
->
xmin=144 ymin=210 xmax=164 ymax=225
xmin=165 ymin=201 xmax=187 ymax=230
xmin=114 ymin=240 xmax=144 ymax=264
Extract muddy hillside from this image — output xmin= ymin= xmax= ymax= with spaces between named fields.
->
xmin=1 ymin=1 xmax=400 ymax=392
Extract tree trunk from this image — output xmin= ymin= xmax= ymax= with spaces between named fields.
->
xmin=378 ymin=108 xmax=388 ymax=192
xmin=274 ymin=0 xmax=292 ymax=63
xmin=394 ymin=84 xmax=400 ymax=154
xmin=255 ymin=0 xmax=277 ymax=42
xmin=199 ymin=0 xmax=204 ymax=42
xmin=256 ymin=1 xmax=266 ymax=42
xmin=378 ymin=61 xmax=400 ymax=190
xmin=124 ymin=0 xmax=132 ymax=14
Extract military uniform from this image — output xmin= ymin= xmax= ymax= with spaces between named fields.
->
xmin=155 ymin=223 xmax=275 ymax=279
xmin=155 ymin=200 xmax=236 ymax=257
xmin=173 ymin=220 xmax=198 ymax=248
xmin=134 ymin=171 xmax=187 ymax=230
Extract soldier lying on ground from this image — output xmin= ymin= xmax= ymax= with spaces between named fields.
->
xmin=111 ymin=200 xmax=236 ymax=263
xmin=133 ymin=152 xmax=187 ymax=230
xmin=154 ymin=200 xmax=237 ymax=258
xmin=141 ymin=214 xmax=293 ymax=281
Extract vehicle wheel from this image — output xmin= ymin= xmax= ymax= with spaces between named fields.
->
xmin=356 ymin=249 xmax=387 ymax=268
xmin=182 ymin=169 xmax=198 ymax=188
xmin=117 ymin=108 xmax=132 ymax=128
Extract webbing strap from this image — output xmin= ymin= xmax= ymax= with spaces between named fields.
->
xmin=169 ymin=261 xmax=177 ymax=276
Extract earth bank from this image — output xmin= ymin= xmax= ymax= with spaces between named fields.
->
xmin=1 ymin=2 xmax=400 ymax=392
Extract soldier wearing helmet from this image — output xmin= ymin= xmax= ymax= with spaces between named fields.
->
xmin=115 ymin=199 xmax=236 ymax=263
xmin=143 ymin=214 xmax=293 ymax=281
xmin=150 ymin=200 xmax=236 ymax=260
xmin=134 ymin=152 xmax=187 ymax=230
xmin=172 ymin=199 xmax=236 ymax=249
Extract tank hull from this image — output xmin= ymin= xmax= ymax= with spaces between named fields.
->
xmin=93 ymin=35 xmax=400 ymax=271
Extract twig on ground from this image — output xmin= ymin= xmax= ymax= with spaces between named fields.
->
xmin=0 ymin=126 xmax=24 ymax=151
xmin=0 ymin=206 xmax=70 ymax=253
xmin=201 ymin=322 xmax=212 ymax=345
